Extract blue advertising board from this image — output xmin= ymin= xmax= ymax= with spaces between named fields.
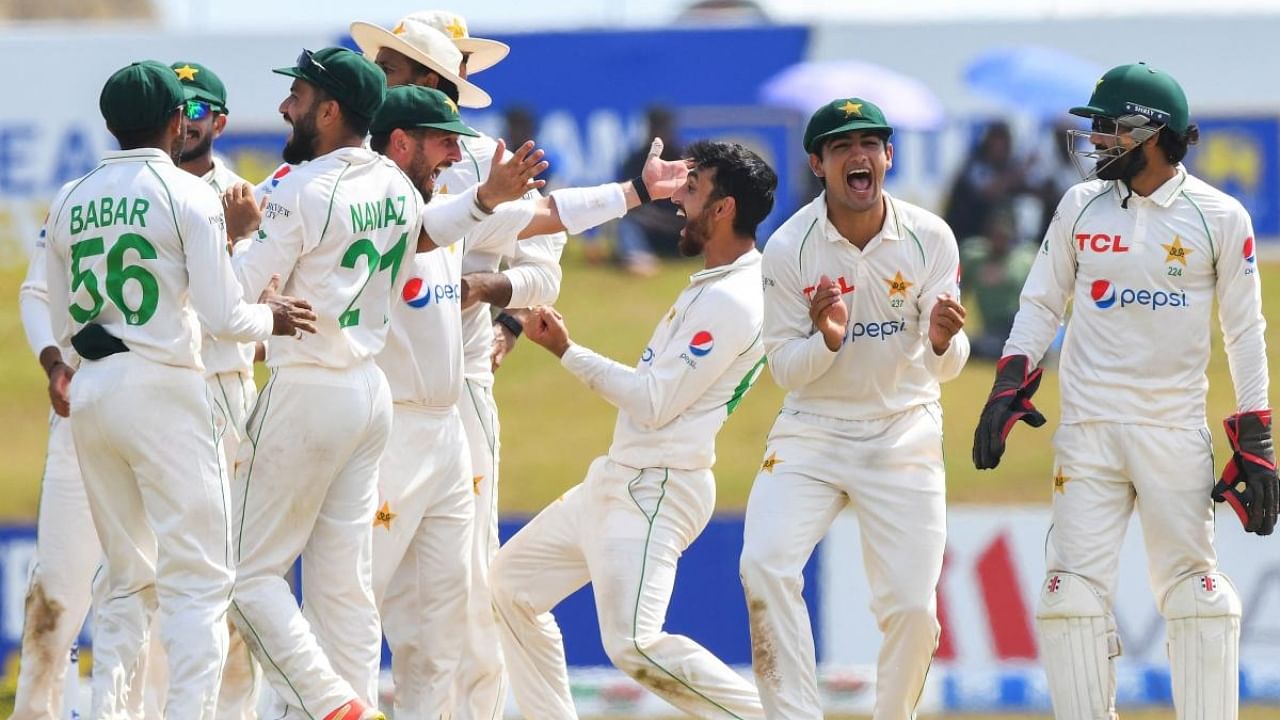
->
xmin=1184 ymin=116 xmax=1280 ymax=238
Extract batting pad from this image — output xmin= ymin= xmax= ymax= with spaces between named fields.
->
xmin=1164 ymin=573 xmax=1241 ymax=720
xmin=1035 ymin=572 xmax=1120 ymax=720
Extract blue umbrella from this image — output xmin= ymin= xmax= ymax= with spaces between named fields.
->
xmin=964 ymin=46 xmax=1103 ymax=119
xmin=759 ymin=59 xmax=946 ymax=131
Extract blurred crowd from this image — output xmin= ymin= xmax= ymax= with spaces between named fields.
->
xmin=947 ymin=120 xmax=1078 ymax=359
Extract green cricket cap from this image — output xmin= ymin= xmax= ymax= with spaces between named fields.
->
xmin=1070 ymin=62 xmax=1190 ymax=135
xmin=171 ymin=61 xmax=228 ymax=113
xmin=803 ymin=97 xmax=894 ymax=154
xmin=370 ymin=85 xmax=480 ymax=137
xmin=100 ymin=60 xmax=195 ymax=133
xmin=273 ymin=47 xmax=387 ymax=120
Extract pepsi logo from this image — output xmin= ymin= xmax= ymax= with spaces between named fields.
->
xmin=1090 ymin=279 xmax=1117 ymax=309
xmin=1244 ymin=235 xmax=1256 ymax=264
xmin=688 ymin=331 xmax=715 ymax=357
xmin=402 ymin=278 xmax=433 ymax=308
xmin=1089 ymin=279 xmax=1187 ymax=310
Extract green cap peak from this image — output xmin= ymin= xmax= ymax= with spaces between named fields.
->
xmin=1070 ymin=62 xmax=1190 ymax=134
xmin=171 ymin=61 xmax=228 ymax=114
xmin=370 ymin=85 xmax=480 ymax=137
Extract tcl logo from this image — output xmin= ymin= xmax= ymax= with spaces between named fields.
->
xmin=802 ymin=276 xmax=855 ymax=299
xmin=1076 ymin=233 xmax=1130 ymax=253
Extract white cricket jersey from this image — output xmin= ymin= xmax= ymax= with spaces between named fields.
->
xmin=437 ymin=132 xmax=567 ymax=386
xmin=44 ymin=148 xmax=273 ymax=370
xmin=253 ymin=162 xmax=295 ymax=201
xmin=761 ymin=192 xmax=969 ymax=421
xmin=20 ymin=200 xmax=71 ymax=361
xmin=199 ymin=156 xmax=255 ymax=377
xmin=379 ymin=190 xmax=534 ymax=406
xmin=562 ymin=249 xmax=766 ymax=471
xmin=1004 ymin=167 xmax=1269 ymax=428
xmin=234 ymin=146 xmax=424 ymax=370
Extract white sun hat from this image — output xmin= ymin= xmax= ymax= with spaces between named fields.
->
xmin=414 ymin=10 xmax=510 ymax=74
xmin=350 ymin=13 xmax=492 ymax=108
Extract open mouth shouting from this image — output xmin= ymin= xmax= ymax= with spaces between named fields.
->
xmin=846 ymin=167 xmax=872 ymax=195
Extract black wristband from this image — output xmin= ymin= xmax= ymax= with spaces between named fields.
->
xmin=630 ymin=175 xmax=652 ymax=204
xmin=495 ymin=311 xmax=523 ymax=338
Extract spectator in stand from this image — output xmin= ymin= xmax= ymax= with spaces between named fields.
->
xmin=615 ymin=106 xmax=686 ymax=275
xmin=504 ymin=105 xmax=558 ymax=187
xmin=959 ymin=205 xmax=1036 ymax=360
xmin=944 ymin=120 xmax=1029 ymax=245
xmin=1027 ymin=119 xmax=1082 ymax=237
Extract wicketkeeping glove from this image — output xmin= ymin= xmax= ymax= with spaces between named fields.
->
xmin=1213 ymin=410 xmax=1279 ymax=536
xmin=972 ymin=355 xmax=1046 ymax=470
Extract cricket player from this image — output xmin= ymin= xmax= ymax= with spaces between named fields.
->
xmin=15 ymin=213 xmax=103 ymax=720
xmin=225 ymin=47 xmax=546 ymax=720
xmin=8 ymin=59 xmax=257 ymax=720
xmin=363 ymin=83 xmax=564 ymax=715
xmin=366 ymin=84 xmax=483 ymax=719
xmin=171 ymin=58 xmax=263 ymax=720
xmin=973 ymin=63 xmax=1275 ymax=720
xmin=491 ymin=140 xmax=777 ymax=719
xmin=43 ymin=60 xmax=315 ymax=718
xmin=739 ymin=98 xmax=969 ymax=720
xmin=223 ymin=47 xmax=403 ymax=720
xmin=352 ymin=14 xmax=569 ymax=717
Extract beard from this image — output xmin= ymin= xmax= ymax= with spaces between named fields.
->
xmin=677 ymin=210 xmax=713 ymax=257
xmin=407 ymin=149 xmax=437 ymax=203
xmin=166 ymin=117 xmax=187 ymax=163
xmin=178 ymin=131 xmax=213 ymax=164
xmin=282 ymin=109 xmax=319 ymax=164
xmin=1096 ymin=144 xmax=1147 ymax=182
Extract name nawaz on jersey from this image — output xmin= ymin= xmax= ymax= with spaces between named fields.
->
xmin=351 ymin=195 xmax=409 ymax=232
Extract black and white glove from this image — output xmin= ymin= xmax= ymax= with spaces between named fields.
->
xmin=972 ymin=355 xmax=1046 ymax=470
xmin=1213 ymin=410 xmax=1279 ymax=536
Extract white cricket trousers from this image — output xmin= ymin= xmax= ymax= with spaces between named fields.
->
xmin=230 ymin=360 xmax=391 ymax=719
xmin=1043 ymin=421 xmax=1231 ymax=719
xmin=1048 ymin=422 xmax=1220 ymax=611
xmin=207 ymin=370 xmax=262 ymax=720
xmin=70 ymin=352 xmax=235 ymax=720
xmin=492 ymin=457 xmax=764 ymax=719
xmin=372 ymin=402 xmax=474 ymax=717
xmin=453 ymin=378 xmax=506 ymax=719
xmin=11 ymin=414 xmax=101 ymax=720
xmin=740 ymin=405 xmax=947 ymax=720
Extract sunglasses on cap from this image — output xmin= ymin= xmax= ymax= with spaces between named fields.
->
xmin=185 ymin=100 xmax=212 ymax=121
xmin=297 ymin=49 xmax=348 ymax=92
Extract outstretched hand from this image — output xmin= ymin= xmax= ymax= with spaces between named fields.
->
xmin=477 ymin=139 xmax=549 ymax=211
xmin=640 ymin=138 xmax=692 ymax=201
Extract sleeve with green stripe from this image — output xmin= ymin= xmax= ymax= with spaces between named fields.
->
xmin=1214 ymin=199 xmax=1269 ymax=413
xmin=916 ymin=215 xmax=969 ymax=381
xmin=561 ymin=285 xmax=758 ymax=431
xmin=233 ymin=178 xmax=306 ymax=301
xmin=184 ymin=181 xmax=273 ymax=342
xmin=1002 ymin=190 xmax=1081 ymax=364
xmin=761 ymin=221 xmax=840 ymax=390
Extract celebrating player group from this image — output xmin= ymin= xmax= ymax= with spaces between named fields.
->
xmin=13 ymin=5 xmax=1275 ymax=719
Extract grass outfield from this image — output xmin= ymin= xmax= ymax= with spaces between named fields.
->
xmin=2 ymin=250 xmax=1278 ymax=518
